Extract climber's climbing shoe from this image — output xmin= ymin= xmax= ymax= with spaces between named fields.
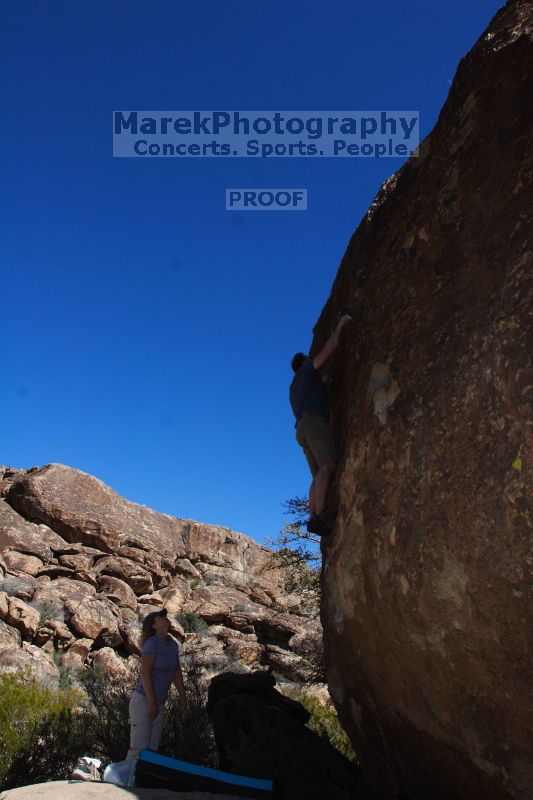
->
xmin=306 ymin=511 xmax=337 ymax=536
xmin=306 ymin=518 xmax=330 ymax=536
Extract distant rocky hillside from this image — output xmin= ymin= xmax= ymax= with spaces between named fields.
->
xmin=0 ymin=464 xmax=321 ymax=690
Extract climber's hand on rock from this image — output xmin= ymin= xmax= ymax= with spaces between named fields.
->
xmin=339 ymin=314 xmax=352 ymax=327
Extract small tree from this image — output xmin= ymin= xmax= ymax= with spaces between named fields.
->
xmin=265 ymin=497 xmax=321 ymax=618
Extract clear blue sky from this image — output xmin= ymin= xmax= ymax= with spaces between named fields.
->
xmin=2 ymin=0 xmax=501 ymax=544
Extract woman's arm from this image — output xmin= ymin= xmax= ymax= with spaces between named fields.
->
xmin=140 ymin=654 xmax=158 ymax=717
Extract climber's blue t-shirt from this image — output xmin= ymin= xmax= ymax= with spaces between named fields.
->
xmin=134 ymin=635 xmax=180 ymax=703
xmin=289 ymin=357 xmax=329 ymax=426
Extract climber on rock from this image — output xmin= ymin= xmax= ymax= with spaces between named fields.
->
xmin=289 ymin=313 xmax=352 ymax=536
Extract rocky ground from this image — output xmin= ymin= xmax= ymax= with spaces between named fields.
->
xmin=2 ymin=782 xmax=243 ymax=799
xmin=0 ymin=463 xmax=322 ymax=692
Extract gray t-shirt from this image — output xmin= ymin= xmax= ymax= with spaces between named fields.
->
xmin=289 ymin=358 xmax=329 ymax=426
xmin=135 ymin=635 xmax=180 ymax=703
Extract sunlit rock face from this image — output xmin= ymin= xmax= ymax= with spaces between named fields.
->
xmin=0 ymin=463 xmax=322 ymax=689
xmin=314 ymin=2 xmax=533 ymax=799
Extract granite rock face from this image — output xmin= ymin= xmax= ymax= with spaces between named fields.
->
xmin=314 ymin=3 xmax=533 ymax=799
xmin=0 ymin=463 xmax=321 ymax=691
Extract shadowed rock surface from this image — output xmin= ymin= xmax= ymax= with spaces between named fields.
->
xmin=312 ymin=2 xmax=533 ymax=799
xmin=206 ymin=671 xmax=381 ymax=799
xmin=0 ymin=463 xmax=322 ymax=689
xmin=207 ymin=671 xmax=310 ymax=770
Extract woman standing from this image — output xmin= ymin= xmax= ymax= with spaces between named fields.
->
xmin=126 ymin=608 xmax=186 ymax=760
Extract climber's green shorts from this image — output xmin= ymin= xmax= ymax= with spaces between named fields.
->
xmin=295 ymin=413 xmax=337 ymax=477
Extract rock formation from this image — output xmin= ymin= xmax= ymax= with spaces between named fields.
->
xmin=207 ymin=671 xmax=311 ymax=770
xmin=206 ymin=671 xmax=372 ymax=799
xmin=0 ymin=463 xmax=321 ymax=690
xmin=314 ymin=2 xmax=533 ymax=799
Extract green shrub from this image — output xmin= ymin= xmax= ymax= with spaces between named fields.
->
xmin=283 ymin=689 xmax=358 ymax=763
xmin=0 ymin=672 xmax=81 ymax=789
xmin=176 ymin=612 xmax=209 ymax=633
xmin=58 ymin=664 xmax=74 ymax=690
xmin=49 ymin=649 xmax=75 ymax=690
xmin=2 ymin=706 xmax=85 ymax=790
xmin=75 ymin=665 xmax=133 ymax=764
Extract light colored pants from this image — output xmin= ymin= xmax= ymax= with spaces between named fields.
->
xmin=126 ymin=690 xmax=165 ymax=760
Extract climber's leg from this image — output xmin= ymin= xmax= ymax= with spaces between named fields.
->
xmin=312 ymin=458 xmax=336 ymax=516
xmin=309 ymin=476 xmax=318 ymax=517
xmin=296 ymin=413 xmax=337 ymax=521
xmin=304 ymin=415 xmax=337 ymax=513
xmin=296 ymin=416 xmax=319 ymax=515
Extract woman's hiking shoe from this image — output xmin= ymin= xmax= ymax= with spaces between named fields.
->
xmin=306 ymin=510 xmax=337 ymax=536
xmin=71 ymin=757 xmax=102 ymax=781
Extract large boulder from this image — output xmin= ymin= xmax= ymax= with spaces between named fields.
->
xmin=182 ymin=585 xmax=259 ymax=623
xmin=2 ymin=551 xmax=44 ymax=576
xmin=316 ymin=4 xmax=533 ymax=800
xmin=5 ymin=597 xmax=40 ymax=639
xmin=69 ymin=597 xmax=121 ymax=641
xmin=0 ymin=642 xmax=60 ymax=690
xmin=58 ymin=552 xmax=94 ymax=571
xmin=0 ymin=591 xmax=9 ymax=617
xmin=119 ymin=622 xmax=141 ymax=655
xmin=213 ymin=626 xmax=262 ymax=668
xmin=206 ymin=671 xmax=368 ymax=798
xmin=206 ymin=671 xmax=310 ymax=769
xmin=93 ymin=555 xmax=154 ymax=594
xmin=32 ymin=577 xmax=96 ymax=620
xmin=1 ymin=573 xmax=38 ymax=602
xmin=0 ymin=619 xmax=22 ymax=648
xmin=157 ymin=580 xmax=190 ymax=614
xmin=96 ymin=575 xmax=138 ymax=610
xmin=90 ymin=646 xmax=131 ymax=678
xmin=1 ymin=780 xmax=247 ymax=799
xmin=4 ymin=463 xmax=187 ymax=557
xmin=0 ymin=500 xmax=53 ymax=561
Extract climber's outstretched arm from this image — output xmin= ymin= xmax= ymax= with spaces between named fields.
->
xmin=313 ymin=314 xmax=352 ymax=370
